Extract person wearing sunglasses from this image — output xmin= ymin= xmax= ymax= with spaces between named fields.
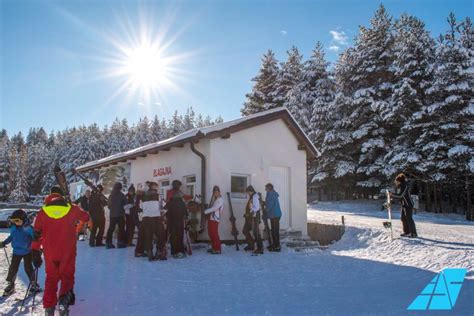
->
xmin=204 ymin=186 xmax=224 ymax=254
xmin=0 ymin=209 xmax=41 ymax=297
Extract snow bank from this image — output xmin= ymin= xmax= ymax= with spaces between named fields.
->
xmin=0 ymin=200 xmax=472 ymax=315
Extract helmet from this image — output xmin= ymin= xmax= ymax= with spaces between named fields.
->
xmin=50 ymin=185 xmax=64 ymax=196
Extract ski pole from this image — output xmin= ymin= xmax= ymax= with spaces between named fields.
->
xmin=31 ymin=268 xmax=39 ymax=315
xmin=3 ymin=246 xmax=10 ymax=267
xmin=20 ymin=278 xmax=34 ymax=312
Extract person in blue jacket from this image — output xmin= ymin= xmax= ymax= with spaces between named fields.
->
xmin=264 ymin=183 xmax=282 ymax=252
xmin=0 ymin=209 xmax=41 ymax=296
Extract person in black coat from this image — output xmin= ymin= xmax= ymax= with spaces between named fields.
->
xmin=389 ymin=173 xmax=418 ymax=238
xmin=125 ymin=185 xmax=140 ymax=247
xmin=165 ymin=191 xmax=188 ymax=258
xmin=106 ymin=182 xmax=127 ymax=248
xmin=89 ymin=185 xmax=107 ymax=247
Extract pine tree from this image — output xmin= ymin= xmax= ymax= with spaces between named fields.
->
xmin=384 ymin=14 xmax=436 ymax=177
xmin=242 ymin=50 xmax=282 ymax=115
xmin=340 ymin=4 xmax=396 ymax=189
xmin=413 ymin=14 xmax=473 ymax=183
xmin=169 ymin=111 xmax=184 ymax=136
xmin=9 ymin=144 xmax=29 ymax=203
xmin=276 ymin=46 xmax=303 ymax=111
xmin=289 ymin=42 xmax=334 ymax=138
xmin=183 ymin=107 xmax=196 ymax=131
xmin=0 ymin=130 xmax=10 ymax=201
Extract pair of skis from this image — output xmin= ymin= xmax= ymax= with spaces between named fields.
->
xmin=383 ymin=189 xmax=393 ymax=242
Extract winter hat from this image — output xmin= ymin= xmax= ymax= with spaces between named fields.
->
xmin=246 ymin=185 xmax=255 ymax=193
xmin=128 ymin=184 xmax=136 ymax=193
xmin=50 ymin=185 xmax=64 ymax=196
xmin=10 ymin=209 xmax=27 ymax=222
xmin=113 ymin=182 xmax=123 ymax=190
xmin=172 ymin=180 xmax=182 ymax=189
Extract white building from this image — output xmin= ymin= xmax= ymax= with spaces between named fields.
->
xmin=76 ymin=107 xmax=318 ymax=240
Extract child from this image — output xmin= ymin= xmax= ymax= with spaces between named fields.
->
xmin=0 ymin=209 xmax=41 ymax=296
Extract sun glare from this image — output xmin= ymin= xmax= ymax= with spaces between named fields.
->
xmin=123 ymin=43 xmax=169 ymax=91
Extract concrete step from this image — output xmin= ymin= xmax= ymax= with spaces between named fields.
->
xmin=280 ymin=230 xmax=303 ymax=238
xmin=284 ymin=240 xmax=321 ymax=248
xmin=294 ymin=245 xmax=329 ymax=252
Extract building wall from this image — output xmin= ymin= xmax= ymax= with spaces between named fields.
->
xmin=126 ymin=119 xmax=308 ymax=241
xmin=207 ymin=119 xmax=308 ymax=240
xmin=129 ymin=141 xmax=208 ymax=197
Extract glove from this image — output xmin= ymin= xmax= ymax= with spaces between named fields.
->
xmin=32 ymin=249 xmax=43 ymax=268
xmin=0 ymin=242 xmax=4 ymax=248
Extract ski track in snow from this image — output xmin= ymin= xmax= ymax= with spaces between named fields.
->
xmin=0 ymin=200 xmax=472 ymax=316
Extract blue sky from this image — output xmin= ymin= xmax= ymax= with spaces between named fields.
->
xmin=1 ymin=0 xmax=472 ymax=136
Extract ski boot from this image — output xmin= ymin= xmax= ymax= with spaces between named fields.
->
xmin=244 ymin=245 xmax=254 ymax=251
xmin=271 ymin=245 xmax=281 ymax=252
xmin=148 ymin=252 xmax=156 ymax=262
xmin=157 ymin=254 xmax=167 ymax=261
xmin=28 ymin=282 xmax=42 ymax=295
xmin=252 ymin=249 xmax=264 ymax=256
xmin=409 ymin=233 xmax=418 ymax=238
xmin=58 ymin=290 xmax=75 ymax=316
xmin=117 ymin=242 xmax=127 ymax=249
xmin=400 ymin=233 xmax=410 ymax=237
xmin=106 ymin=243 xmax=115 ymax=249
xmin=210 ymin=249 xmax=221 ymax=255
xmin=2 ymin=282 xmax=15 ymax=297
xmin=45 ymin=307 xmax=55 ymax=316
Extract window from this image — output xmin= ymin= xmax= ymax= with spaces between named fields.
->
xmin=160 ymin=179 xmax=171 ymax=200
xmin=231 ymin=174 xmax=249 ymax=199
xmin=184 ymin=175 xmax=196 ymax=198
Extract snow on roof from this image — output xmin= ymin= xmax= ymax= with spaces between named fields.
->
xmin=76 ymin=107 xmax=318 ymax=172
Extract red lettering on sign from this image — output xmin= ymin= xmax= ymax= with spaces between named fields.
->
xmin=153 ymin=167 xmax=172 ymax=177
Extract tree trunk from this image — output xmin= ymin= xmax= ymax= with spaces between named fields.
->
xmin=466 ymin=176 xmax=472 ymax=221
xmin=425 ymin=183 xmax=431 ymax=212
xmin=433 ymin=184 xmax=438 ymax=213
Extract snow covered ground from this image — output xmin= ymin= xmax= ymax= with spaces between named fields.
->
xmin=0 ymin=200 xmax=473 ymax=315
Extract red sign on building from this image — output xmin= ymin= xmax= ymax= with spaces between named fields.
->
xmin=153 ymin=167 xmax=172 ymax=177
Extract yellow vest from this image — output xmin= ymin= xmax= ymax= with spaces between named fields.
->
xmin=43 ymin=204 xmax=72 ymax=219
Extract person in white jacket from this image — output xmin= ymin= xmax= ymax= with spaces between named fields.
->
xmin=204 ymin=186 xmax=223 ymax=254
xmin=242 ymin=185 xmax=264 ymax=254
xmin=140 ymin=182 xmax=167 ymax=261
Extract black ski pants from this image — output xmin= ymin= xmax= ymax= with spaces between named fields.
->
xmin=106 ymin=216 xmax=126 ymax=246
xmin=270 ymin=217 xmax=281 ymax=247
xmin=243 ymin=213 xmax=263 ymax=251
xmin=169 ymin=218 xmax=185 ymax=255
xmin=142 ymin=217 xmax=167 ymax=256
xmin=401 ymin=206 xmax=417 ymax=235
xmin=6 ymin=253 xmax=34 ymax=283
xmin=90 ymin=212 xmax=105 ymax=246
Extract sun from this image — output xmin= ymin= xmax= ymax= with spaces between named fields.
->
xmin=122 ymin=43 xmax=169 ymax=92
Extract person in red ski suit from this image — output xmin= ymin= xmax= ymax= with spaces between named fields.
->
xmin=31 ymin=186 xmax=89 ymax=314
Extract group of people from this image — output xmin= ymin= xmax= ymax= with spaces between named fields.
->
xmin=72 ymin=179 xmax=284 ymax=258
xmin=0 ymin=179 xmax=284 ymax=314
xmin=0 ymin=171 xmax=415 ymax=315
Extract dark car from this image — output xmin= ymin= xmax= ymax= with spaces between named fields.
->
xmin=0 ymin=208 xmax=40 ymax=228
